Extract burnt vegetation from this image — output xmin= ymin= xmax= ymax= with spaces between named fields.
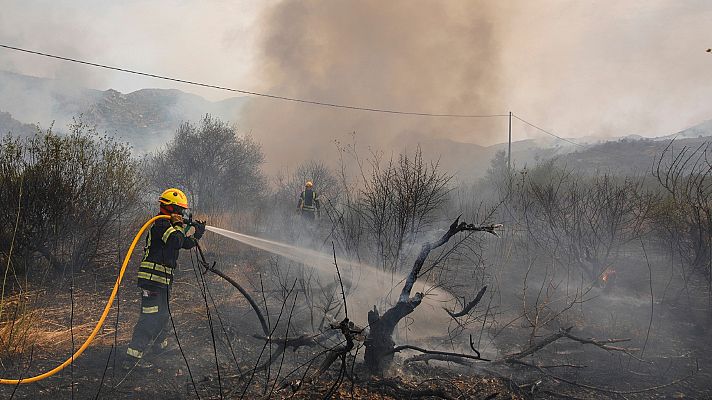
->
xmin=0 ymin=116 xmax=711 ymax=399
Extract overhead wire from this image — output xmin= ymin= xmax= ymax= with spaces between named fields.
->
xmin=0 ymin=44 xmax=507 ymax=119
xmin=512 ymin=113 xmax=584 ymax=148
xmin=0 ymin=44 xmax=588 ymax=149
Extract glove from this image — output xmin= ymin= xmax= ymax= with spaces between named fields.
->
xmin=170 ymin=213 xmax=184 ymax=227
xmin=192 ymin=219 xmax=206 ymax=240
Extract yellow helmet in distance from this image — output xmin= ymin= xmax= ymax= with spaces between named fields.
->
xmin=159 ymin=188 xmax=189 ymax=209
xmin=305 ymin=181 xmax=313 ymax=188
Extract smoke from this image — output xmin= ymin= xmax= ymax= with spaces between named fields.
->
xmin=206 ymin=225 xmax=453 ymax=338
xmin=1 ymin=1 xmax=711 ymax=174
xmin=243 ymin=0 xmax=508 ymax=173
xmin=244 ymin=0 xmax=712 ymax=173
xmin=0 ymin=1 xmax=266 ymax=97
xmin=499 ymin=1 xmax=712 ymax=141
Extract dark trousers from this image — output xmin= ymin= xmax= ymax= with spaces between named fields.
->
xmin=126 ymin=287 xmax=170 ymax=359
xmin=300 ymin=210 xmax=316 ymax=221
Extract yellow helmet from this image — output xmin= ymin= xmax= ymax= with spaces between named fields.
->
xmin=305 ymin=181 xmax=313 ymax=188
xmin=159 ymin=188 xmax=189 ymax=209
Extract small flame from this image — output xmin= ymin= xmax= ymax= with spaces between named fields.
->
xmin=601 ymin=268 xmax=616 ymax=283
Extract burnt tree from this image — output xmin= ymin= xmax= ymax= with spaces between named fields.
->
xmin=363 ymin=217 xmax=499 ymax=374
xmin=653 ymin=140 xmax=712 ymax=282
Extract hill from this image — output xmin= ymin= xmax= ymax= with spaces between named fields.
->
xmin=559 ymin=137 xmax=711 ymax=176
xmin=2 ymin=69 xmax=712 ymax=178
xmin=0 ymin=70 xmax=247 ymax=151
xmin=0 ymin=111 xmax=37 ymax=138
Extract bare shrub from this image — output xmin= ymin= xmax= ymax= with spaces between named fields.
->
xmin=327 ymin=146 xmax=452 ymax=272
xmin=510 ymin=160 xmax=656 ymax=282
xmin=653 ymin=140 xmax=712 ymax=284
xmin=147 ymin=114 xmax=266 ymax=220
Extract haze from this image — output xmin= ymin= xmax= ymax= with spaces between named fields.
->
xmin=1 ymin=0 xmax=711 ymax=169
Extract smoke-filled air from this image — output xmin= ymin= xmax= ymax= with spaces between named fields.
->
xmin=1 ymin=1 xmax=712 ymax=399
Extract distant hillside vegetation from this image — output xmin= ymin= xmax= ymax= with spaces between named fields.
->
xmin=0 ymin=70 xmax=247 ymax=152
xmin=0 ymin=111 xmax=37 ymax=138
xmin=1 ymin=69 xmax=711 ymax=177
xmin=560 ymin=136 xmax=711 ymax=175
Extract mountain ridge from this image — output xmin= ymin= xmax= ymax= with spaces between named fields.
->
xmin=2 ymin=69 xmax=712 ymax=179
xmin=0 ymin=70 xmax=247 ymax=151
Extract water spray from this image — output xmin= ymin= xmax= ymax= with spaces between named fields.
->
xmin=204 ymin=225 xmax=455 ymax=331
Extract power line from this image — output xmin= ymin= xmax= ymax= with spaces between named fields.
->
xmin=0 ymin=44 xmax=588 ymax=148
xmin=0 ymin=44 xmax=508 ymax=119
xmin=511 ymin=113 xmax=584 ymax=147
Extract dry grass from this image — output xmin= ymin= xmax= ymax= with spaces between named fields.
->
xmin=0 ymin=288 xmax=136 ymax=359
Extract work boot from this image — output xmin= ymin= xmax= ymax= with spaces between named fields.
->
xmin=122 ymin=357 xmax=154 ymax=370
xmin=151 ymin=337 xmax=177 ymax=355
xmin=121 ymin=357 xmax=138 ymax=371
xmin=122 ymin=347 xmax=153 ymax=370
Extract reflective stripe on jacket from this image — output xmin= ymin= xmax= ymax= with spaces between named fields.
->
xmin=298 ymin=189 xmax=319 ymax=212
xmin=137 ymin=217 xmax=197 ymax=289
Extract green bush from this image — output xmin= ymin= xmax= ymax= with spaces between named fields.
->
xmin=0 ymin=119 xmax=142 ymax=277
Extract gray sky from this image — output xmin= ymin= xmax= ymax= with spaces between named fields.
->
xmin=1 ymin=0 xmax=711 ymax=151
xmin=0 ymin=0 xmax=269 ymax=99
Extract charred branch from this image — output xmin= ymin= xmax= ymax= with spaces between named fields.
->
xmin=365 ymin=217 xmax=500 ymax=374
xmin=502 ymin=327 xmax=573 ymax=362
xmin=385 ymin=344 xmax=491 ymax=362
xmin=404 ymin=353 xmax=475 ymax=367
xmin=444 ymin=285 xmax=487 ymax=318
xmin=252 ymin=333 xmax=325 ymax=351
xmin=507 ymin=359 xmax=587 ymax=369
xmin=560 ymin=331 xmax=634 ymax=353
xmin=399 ymin=218 xmax=499 ymax=303
xmin=281 ymin=249 xmax=364 ymax=398
xmin=499 ymin=327 xmax=636 ymax=365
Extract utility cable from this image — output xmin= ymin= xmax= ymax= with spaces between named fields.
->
xmin=0 ymin=44 xmax=508 ymax=119
xmin=0 ymin=214 xmax=170 ymax=385
xmin=0 ymin=45 xmax=593 ymax=150
xmin=512 ymin=113 xmax=584 ymax=147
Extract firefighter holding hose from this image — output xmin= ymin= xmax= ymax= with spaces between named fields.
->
xmin=123 ymin=188 xmax=205 ymax=369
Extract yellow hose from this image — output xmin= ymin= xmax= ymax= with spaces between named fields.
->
xmin=0 ymin=214 xmax=169 ymax=384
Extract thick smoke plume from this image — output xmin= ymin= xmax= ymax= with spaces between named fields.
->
xmin=1 ymin=2 xmax=712 ymax=174
xmin=244 ymin=1 xmax=508 ymax=172
xmin=245 ymin=1 xmax=712 ymax=172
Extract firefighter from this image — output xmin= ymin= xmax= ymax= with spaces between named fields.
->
xmin=123 ymin=188 xmax=205 ymax=369
xmin=297 ymin=181 xmax=320 ymax=221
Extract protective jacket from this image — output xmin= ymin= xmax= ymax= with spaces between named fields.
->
xmin=137 ymin=217 xmax=198 ymax=289
xmin=297 ymin=189 xmax=320 ymax=212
